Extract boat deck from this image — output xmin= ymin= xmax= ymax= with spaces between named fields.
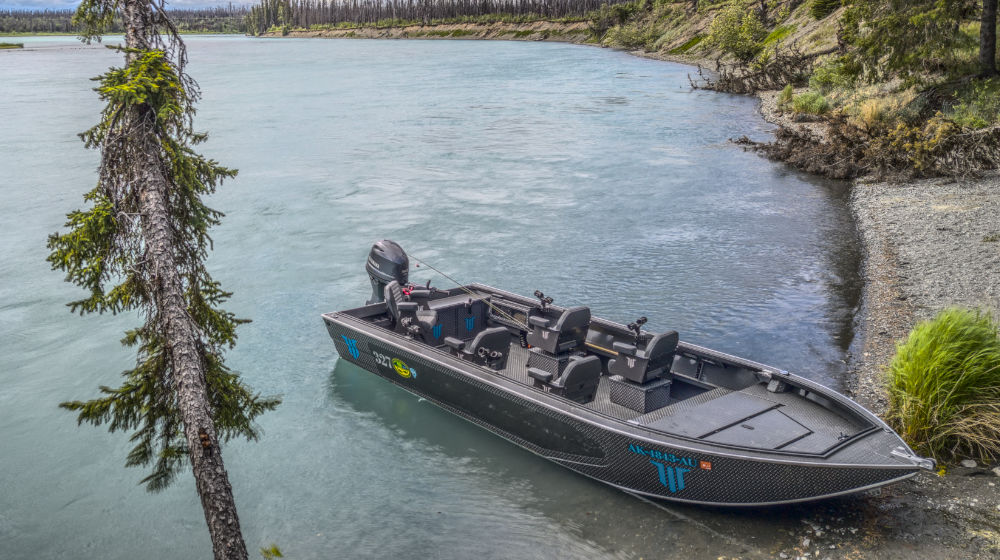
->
xmin=495 ymin=342 xmax=865 ymax=456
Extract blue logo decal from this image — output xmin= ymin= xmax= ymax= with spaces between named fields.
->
xmin=627 ymin=444 xmax=696 ymax=468
xmin=465 ymin=317 xmax=475 ymax=331
xmin=649 ymin=460 xmax=691 ymax=493
xmin=628 ymin=444 xmax=707 ymax=493
xmin=432 ymin=324 xmax=442 ymax=339
xmin=340 ymin=335 xmax=360 ymax=360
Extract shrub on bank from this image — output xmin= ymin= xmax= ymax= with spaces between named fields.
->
xmin=792 ymin=91 xmax=829 ymax=114
xmin=605 ymin=21 xmax=658 ymax=49
xmin=706 ymin=0 xmax=766 ymax=63
xmin=947 ymin=78 xmax=1000 ymax=130
xmin=887 ymin=308 xmax=1000 ymax=464
xmin=778 ymin=84 xmax=794 ymax=110
xmin=809 ymin=56 xmax=859 ymax=94
xmin=587 ymin=1 xmax=644 ymax=40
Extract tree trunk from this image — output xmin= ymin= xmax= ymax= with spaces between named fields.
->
xmin=121 ymin=2 xmax=249 ymax=559
xmin=982 ymin=0 xmax=998 ymax=76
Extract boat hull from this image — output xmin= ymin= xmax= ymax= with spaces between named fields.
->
xmin=324 ymin=315 xmax=918 ymax=507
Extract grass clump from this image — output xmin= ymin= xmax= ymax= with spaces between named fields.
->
xmin=762 ymin=24 xmax=795 ymax=48
xmin=778 ymin=84 xmax=794 ymax=110
xmin=887 ymin=308 xmax=1000 ymax=464
xmin=792 ymin=91 xmax=829 ymax=114
xmin=0 ymin=42 xmax=24 ymax=49
xmin=669 ymin=34 xmax=703 ymax=54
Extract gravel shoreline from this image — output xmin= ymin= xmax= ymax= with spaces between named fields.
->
xmin=752 ymin=91 xmax=1000 ymax=559
xmin=850 ymin=175 xmax=1000 ymax=413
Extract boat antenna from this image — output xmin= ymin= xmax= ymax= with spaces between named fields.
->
xmin=408 ymin=253 xmax=527 ymax=329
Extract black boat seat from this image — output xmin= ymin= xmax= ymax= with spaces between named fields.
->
xmin=384 ymin=281 xmax=438 ymax=341
xmin=426 ymin=295 xmax=490 ymax=344
xmin=607 ymin=330 xmax=679 ymax=384
xmin=529 ymin=355 xmax=601 ymax=404
xmin=446 ymin=327 xmax=510 ymax=370
xmin=526 ymin=306 xmax=591 ymax=354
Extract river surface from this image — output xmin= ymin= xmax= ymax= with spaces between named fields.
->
xmin=0 ymin=36 xmax=860 ymax=559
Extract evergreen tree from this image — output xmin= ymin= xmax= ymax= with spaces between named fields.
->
xmin=48 ymin=1 xmax=279 ymax=559
xmin=810 ymin=0 xmax=841 ymax=20
xmin=841 ymin=0 xmax=978 ymax=82
xmin=981 ymin=0 xmax=998 ymax=76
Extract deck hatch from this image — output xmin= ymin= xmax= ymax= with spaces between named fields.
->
xmin=639 ymin=391 xmax=778 ymax=438
xmin=703 ymin=409 xmax=812 ymax=449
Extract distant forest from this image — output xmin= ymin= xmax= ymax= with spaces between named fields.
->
xmin=0 ymin=6 xmax=249 ymax=34
xmin=245 ymin=0 xmax=620 ymax=36
xmin=1 ymin=1 xmax=625 ymax=36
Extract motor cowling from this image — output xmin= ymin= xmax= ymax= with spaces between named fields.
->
xmin=366 ymin=239 xmax=408 ymax=304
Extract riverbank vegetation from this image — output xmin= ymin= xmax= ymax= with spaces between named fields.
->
xmin=0 ymin=41 xmax=23 ymax=48
xmin=887 ymin=308 xmax=1000 ymax=464
xmin=0 ymin=6 xmax=249 ymax=35
xmin=587 ymin=0 xmax=1000 ymax=179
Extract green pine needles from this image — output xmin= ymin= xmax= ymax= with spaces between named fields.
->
xmin=809 ymin=0 xmax=841 ymax=20
xmin=841 ymin=0 xmax=979 ymax=83
xmin=887 ymin=308 xmax=1000 ymax=464
xmin=48 ymin=45 xmax=279 ymax=491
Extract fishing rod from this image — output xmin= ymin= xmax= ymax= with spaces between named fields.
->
xmin=407 ymin=253 xmax=528 ymax=330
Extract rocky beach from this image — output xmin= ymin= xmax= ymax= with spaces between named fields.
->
xmin=734 ymin=90 xmax=1000 ymax=560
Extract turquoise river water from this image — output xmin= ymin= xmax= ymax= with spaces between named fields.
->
xmin=1 ymin=36 xmax=860 ymax=558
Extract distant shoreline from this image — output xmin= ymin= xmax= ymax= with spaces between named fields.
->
xmin=0 ymin=31 xmax=240 ymax=37
xmin=261 ymin=21 xmax=591 ymax=43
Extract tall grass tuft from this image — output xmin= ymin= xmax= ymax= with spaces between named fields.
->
xmin=887 ymin=308 xmax=1000 ymax=464
xmin=792 ymin=91 xmax=830 ymax=115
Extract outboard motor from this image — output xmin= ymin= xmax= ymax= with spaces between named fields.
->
xmin=366 ymin=240 xmax=409 ymax=304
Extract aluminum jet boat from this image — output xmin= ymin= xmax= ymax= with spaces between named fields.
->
xmin=322 ymin=240 xmax=934 ymax=506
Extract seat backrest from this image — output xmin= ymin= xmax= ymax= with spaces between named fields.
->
xmin=432 ymin=297 xmax=489 ymax=342
xmin=383 ymin=280 xmax=405 ymax=324
xmin=640 ymin=331 xmax=679 ymax=365
xmin=609 ymin=330 xmax=679 ymax=384
xmin=526 ymin=306 xmax=591 ymax=354
xmin=553 ymin=306 xmax=591 ymax=334
xmin=554 ymin=355 xmax=601 ymax=403
xmin=464 ymin=326 xmax=510 ymax=369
